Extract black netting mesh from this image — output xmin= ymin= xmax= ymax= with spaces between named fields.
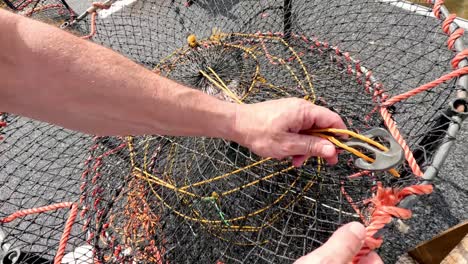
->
xmin=0 ymin=0 xmax=466 ymax=263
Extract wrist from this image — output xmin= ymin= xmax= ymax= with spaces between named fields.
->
xmin=215 ymin=101 xmax=244 ymax=143
xmin=211 ymin=102 xmax=246 ymax=145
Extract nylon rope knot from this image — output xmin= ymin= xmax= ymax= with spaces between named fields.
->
xmin=352 ymin=183 xmax=433 ymax=263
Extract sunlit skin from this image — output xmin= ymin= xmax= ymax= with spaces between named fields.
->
xmin=0 ymin=9 xmax=382 ymax=263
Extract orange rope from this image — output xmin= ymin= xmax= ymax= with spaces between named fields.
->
xmin=82 ymin=2 xmax=112 ymax=40
xmin=382 ymin=67 xmax=468 ymax=107
xmin=432 ymin=0 xmax=444 ymax=19
xmin=0 ymin=202 xmax=74 ymax=223
xmin=380 ymin=107 xmax=423 ymax=177
xmin=341 ymin=182 xmax=366 ymax=223
xmin=441 ymin=14 xmax=464 ymax=50
xmin=54 ymin=203 xmax=78 ymax=264
xmin=16 ymin=0 xmax=34 ymax=10
xmin=82 ymin=12 xmax=98 ymax=40
xmin=442 ymin=14 xmax=456 ymax=34
xmin=429 ymin=0 xmax=468 ymax=69
xmin=448 ymin=28 xmax=465 ymax=50
xmin=24 ymin=4 xmax=62 ymax=16
xmin=0 ymin=202 xmax=79 ymax=263
xmin=352 ymin=183 xmax=433 ymax=263
xmin=452 ymin=49 xmax=468 ymax=69
xmin=352 ymin=1 xmax=465 ymax=262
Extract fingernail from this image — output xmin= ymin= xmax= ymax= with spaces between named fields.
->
xmin=348 ymin=222 xmax=366 ymax=241
xmin=322 ymin=144 xmax=335 ymax=157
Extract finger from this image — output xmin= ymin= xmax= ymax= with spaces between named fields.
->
xmin=294 ymin=222 xmax=366 ymax=264
xmin=284 ymin=133 xmax=337 ymax=159
xmin=313 ymin=222 xmax=366 ymax=262
xmin=359 ymin=251 xmax=383 ymax=264
xmin=307 ymin=105 xmax=348 ymax=131
xmin=325 ymin=154 xmax=338 ymax=165
xmin=292 ymin=155 xmax=307 ymax=167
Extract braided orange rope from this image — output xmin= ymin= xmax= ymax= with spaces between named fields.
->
xmin=0 ymin=202 xmax=74 ymax=223
xmin=0 ymin=202 xmax=78 ymax=263
xmin=55 ymin=203 xmax=78 ymax=264
xmin=352 ymin=183 xmax=433 ymax=263
xmin=24 ymin=4 xmax=63 ymax=16
xmin=15 ymin=0 xmax=34 ymax=11
xmin=352 ymin=1 xmax=466 ymax=262
xmin=380 ymin=107 xmax=423 ymax=177
xmin=442 ymin=14 xmax=464 ymax=50
xmin=452 ymin=49 xmax=468 ymax=69
xmin=430 ymin=0 xmax=468 ymax=70
xmin=82 ymin=2 xmax=112 ymax=40
xmin=432 ymin=0 xmax=444 ymax=19
xmin=82 ymin=12 xmax=97 ymax=40
xmin=382 ymin=67 xmax=468 ymax=107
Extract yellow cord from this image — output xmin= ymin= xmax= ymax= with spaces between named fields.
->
xmin=136 ymin=29 xmax=403 ymax=240
xmin=199 ymin=60 xmax=400 ymax=177
xmin=308 ymin=129 xmax=400 ymax=177
xmin=199 ymin=69 xmax=243 ymax=104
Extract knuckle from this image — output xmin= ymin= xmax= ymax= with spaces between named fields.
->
xmin=306 ymin=139 xmax=318 ymax=155
xmin=331 ymin=112 xmax=342 ymax=122
xmin=298 ymin=99 xmax=311 ymax=111
xmin=280 ymin=142 xmax=295 ymax=155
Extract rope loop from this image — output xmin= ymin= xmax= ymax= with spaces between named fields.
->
xmin=452 ymin=49 xmax=468 ymax=69
xmin=433 ymin=0 xmax=444 ymax=19
xmin=448 ymin=28 xmax=464 ymax=50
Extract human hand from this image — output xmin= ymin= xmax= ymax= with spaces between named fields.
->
xmin=294 ymin=222 xmax=383 ymax=264
xmin=232 ymin=98 xmax=346 ymax=167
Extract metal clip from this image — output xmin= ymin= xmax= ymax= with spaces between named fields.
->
xmin=345 ymin=128 xmax=404 ymax=171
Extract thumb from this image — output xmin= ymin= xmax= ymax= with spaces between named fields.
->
xmin=285 ymin=133 xmax=337 ymax=166
xmin=294 ymin=222 xmax=366 ymax=264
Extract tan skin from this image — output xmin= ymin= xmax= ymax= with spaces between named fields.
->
xmin=0 ymin=9 xmax=382 ymax=263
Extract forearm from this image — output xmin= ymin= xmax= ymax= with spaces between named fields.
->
xmin=0 ymin=9 xmax=238 ymax=139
